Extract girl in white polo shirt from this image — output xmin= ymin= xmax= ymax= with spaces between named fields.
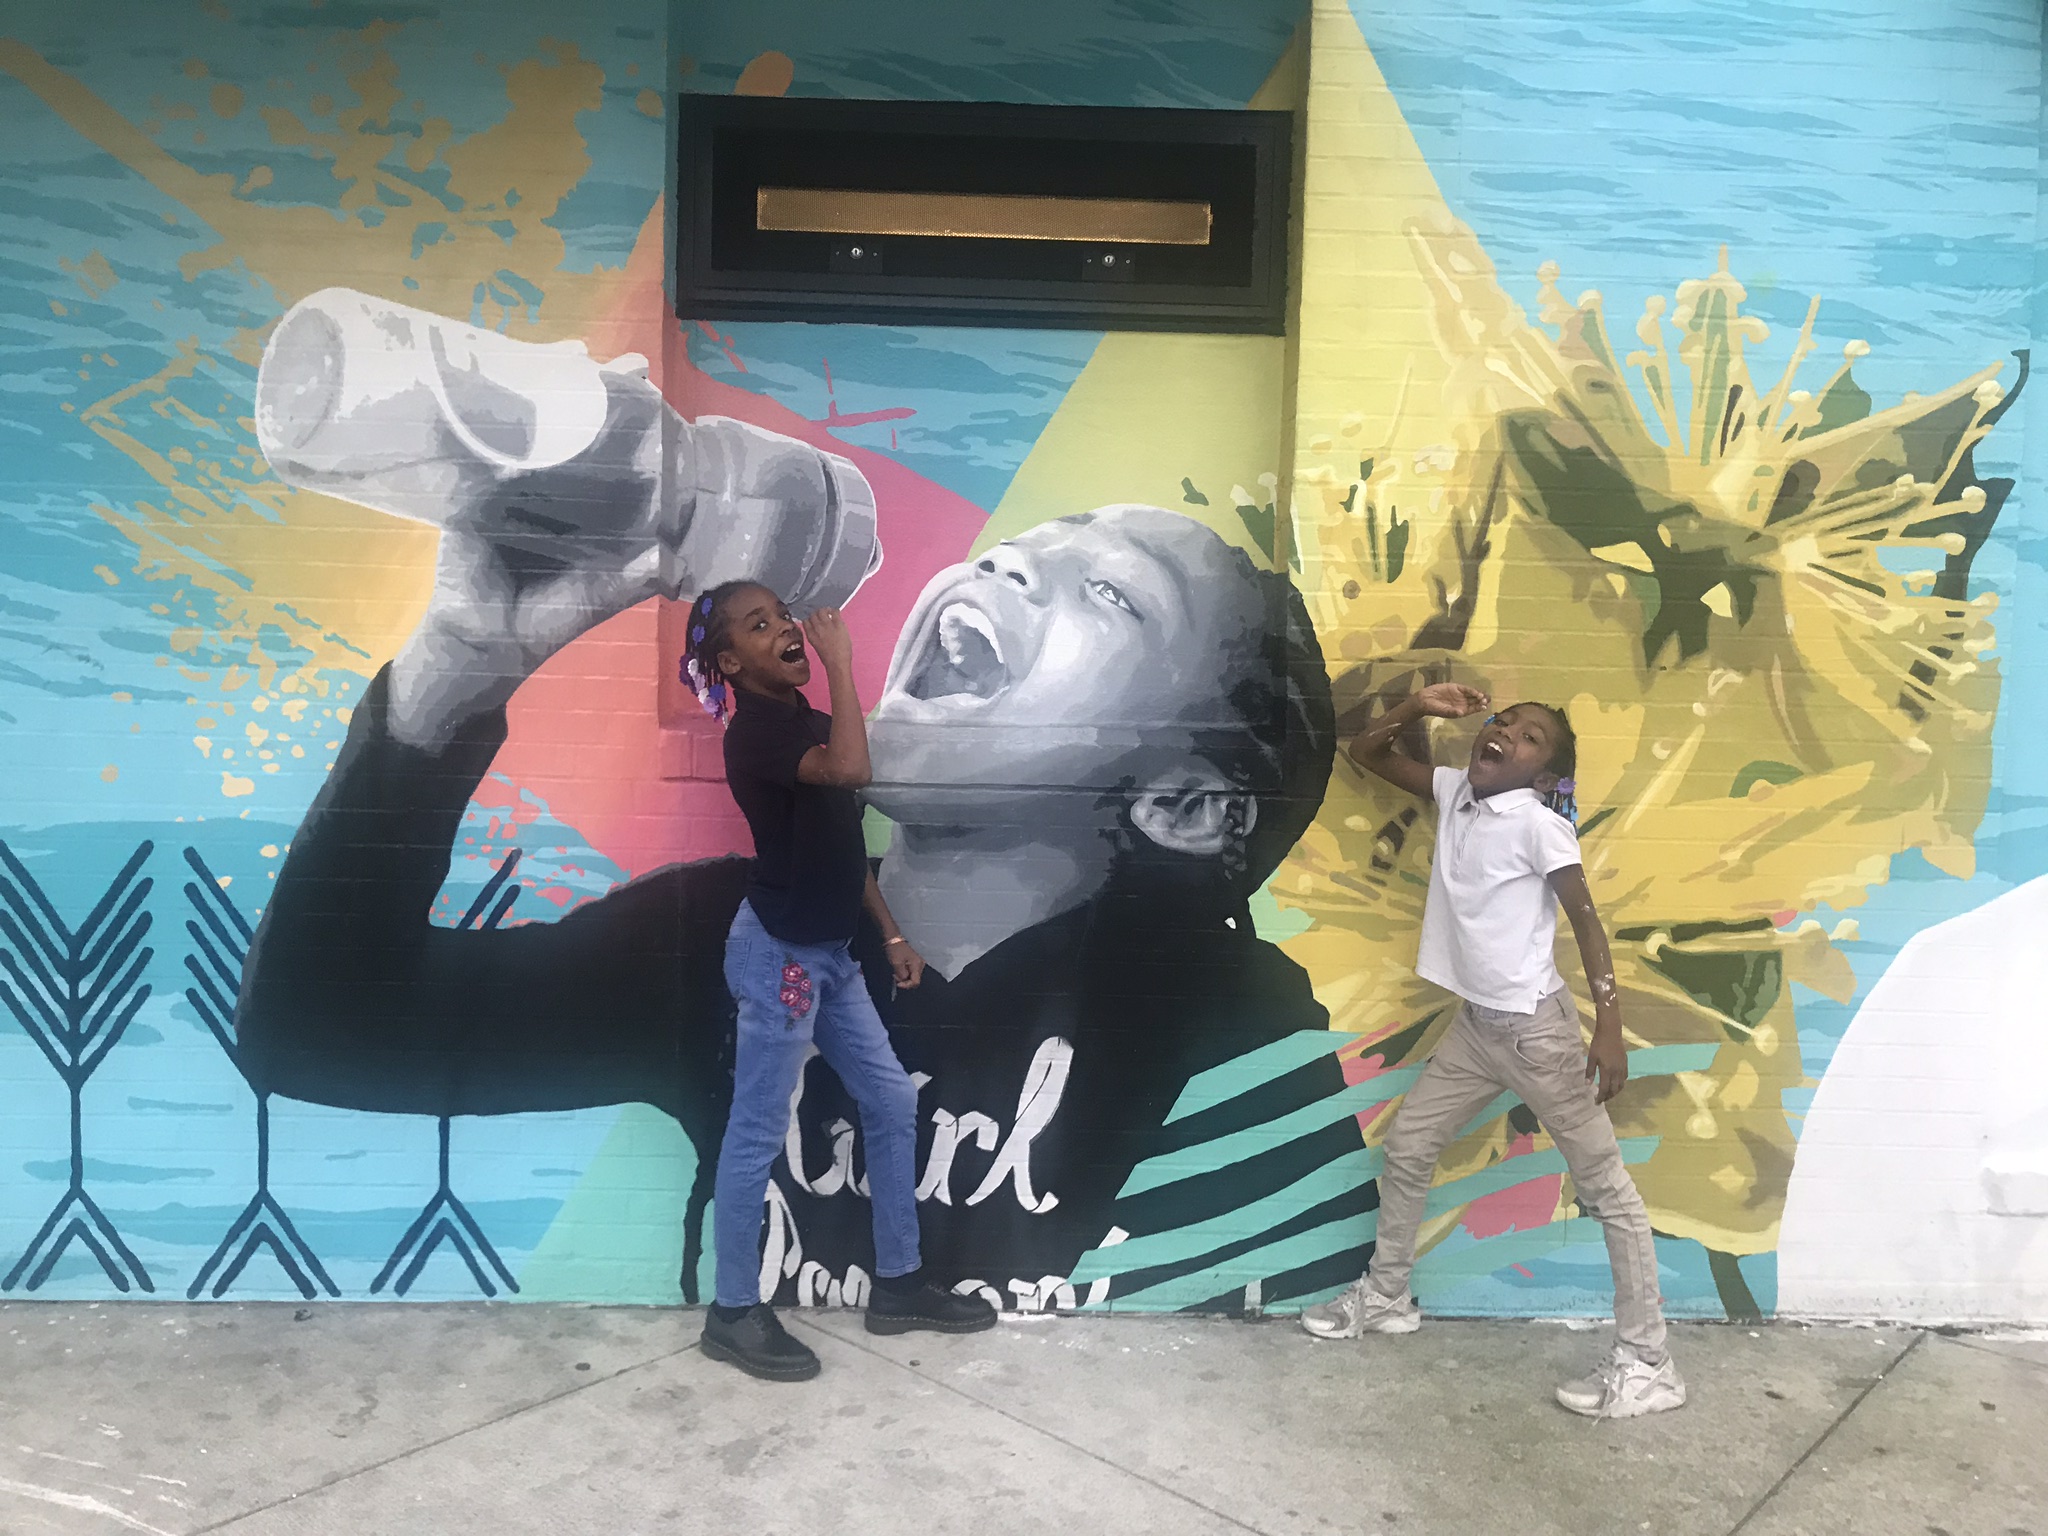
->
xmin=1300 ymin=682 xmax=1685 ymax=1420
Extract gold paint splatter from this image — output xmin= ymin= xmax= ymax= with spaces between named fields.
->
xmin=0 ymin=35 xmax=634 ymax=697
xmin=100 ymin=764 xmax=119 ymax=782
xmin=220 ymin=772 xmax=254 ymax=797
xmin=111 ymin=690 xmax=132 ymax=702
xmin=60 ymin=251 xmax=116 ymax=294
xmin=309 ymin=93 xmax=333 ymax=116
xmin=635 ymin=88 xmax=661 ymax=118
xmin=49 ymin=299 xmax=66 ymax=316
xmin=735 ymin=52 xmax=794 ymax=97
xmin=182 ymin=59 xmax=207 ymax=80
xmin=194 ymin=736 xmax=212 ymax=756
xmin=260 ymin=844 xmax=278 ymax=857
xmin=93 ymin=565 xmax=119 ymax=586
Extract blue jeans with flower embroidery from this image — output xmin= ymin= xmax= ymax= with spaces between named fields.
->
xmin=711 ymin=900 xmax=923 ymax=1308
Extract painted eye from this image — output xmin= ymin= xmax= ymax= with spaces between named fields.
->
xmin=1088 ymin=579 xmax=1141 ymax=618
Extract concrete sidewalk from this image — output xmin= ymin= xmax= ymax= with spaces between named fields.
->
xmin=1 ymin=1302 xmax=2041 ymax=1536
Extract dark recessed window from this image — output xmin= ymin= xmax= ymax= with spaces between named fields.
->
xmin=676 ymin=96 xmax=1292 ymax=334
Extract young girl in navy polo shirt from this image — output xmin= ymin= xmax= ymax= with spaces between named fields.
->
xmin=682 ymin=583 xmax=996 ymax=1381
xmin=1300 ymin=683 xmax=1685 ymax=1420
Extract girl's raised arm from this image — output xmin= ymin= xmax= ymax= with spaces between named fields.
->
xmin=1346 ymin=682 xmax=1489 ymax=801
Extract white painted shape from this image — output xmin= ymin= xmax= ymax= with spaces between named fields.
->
xmin=1779 ymin=876 xmax=2048 ymax=1323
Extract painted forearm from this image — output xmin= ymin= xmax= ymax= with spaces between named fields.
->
xmin=1346 ymin=694 xmax=1425 ymax=769
xmin=822 ymin=657 xmax=873 ymax=786
xmin=862 ymin=869 xmax=902 ymax=943
xmin=1550 ymin=867 xmax=1623 ymax=1033
xmin=1576 ymin=919 xmax=1623 ymax=1032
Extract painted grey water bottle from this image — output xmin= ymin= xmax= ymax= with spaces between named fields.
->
xmin=253 ymin=287 xmax=881 ymax=614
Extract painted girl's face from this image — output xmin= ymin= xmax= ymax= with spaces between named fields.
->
xmin=867 ymin=507 xmax=1266 ymax=816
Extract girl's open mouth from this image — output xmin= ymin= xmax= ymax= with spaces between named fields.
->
xmin=779 ymin=639 xmax=806 ymax=665
xmin=1478 ymin=738 xmax=1507 ymax=764
xmin=905 ymin=599 xmax=1011 ymax=703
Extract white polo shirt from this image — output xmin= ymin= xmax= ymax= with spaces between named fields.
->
xmin=1416 ymin=767 xmax=1585 ymax=1014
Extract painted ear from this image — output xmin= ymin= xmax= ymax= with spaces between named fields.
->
xmin=1129 ymin=770 xmax=1258 ymax=858
xmin=1533 ymin=770 xmax=1561 ymax=795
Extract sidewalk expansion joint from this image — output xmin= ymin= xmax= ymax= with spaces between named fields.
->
xmin=786 ymin=1314 xmax=1272 ymax=1536
xmin=1723 ymin=1328 xmax=1927 ymax=1536
xmin=185 ymin=1342 xmax=703 ymax=1535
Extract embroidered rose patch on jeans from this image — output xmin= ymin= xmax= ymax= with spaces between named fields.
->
xmin=779 ymin=958 xmax=814 ymax=1027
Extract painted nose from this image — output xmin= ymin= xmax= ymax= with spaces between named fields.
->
xmin=975 ymin=544 xmax=1039 ymax=596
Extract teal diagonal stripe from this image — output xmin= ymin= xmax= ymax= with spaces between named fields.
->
xmin=1411 ymin=1215 xmax=1607 ymax=1285
xmin=1076 ymin=1136 xmax=1659 ymax=1294
xmin=1107 ymin=1209 xmax=1380 ymax=1313
xmin=1165 ymin=1031 xmax=1360 ymax=1124
xmin=1421 ymin=1136 xmax=1656 ymax=1220
xmin=1118 ymin=1068 xmax=1420 ymax=1199
xmin=1071 ymin=1146 xmax=1383 ymax=1285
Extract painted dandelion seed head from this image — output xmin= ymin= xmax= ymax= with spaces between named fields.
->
xmin=1278 ymin=223 xmax=2022 ymax=1259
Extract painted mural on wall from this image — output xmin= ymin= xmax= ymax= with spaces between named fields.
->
xmin=231 ymin=281 xmax=1357 ymax=1307
xmin=2 ymin=0 xmax=2043 ymax=1323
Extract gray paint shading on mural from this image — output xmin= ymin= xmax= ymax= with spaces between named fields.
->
xmin=229 ymin=290 xmax=1367 ymax=1309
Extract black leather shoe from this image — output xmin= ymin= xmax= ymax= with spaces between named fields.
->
xmin=866 ymin=1282 xmax=1000 ymax=1335
xmin=701 ymin=1304 xmax=821 ymax=1381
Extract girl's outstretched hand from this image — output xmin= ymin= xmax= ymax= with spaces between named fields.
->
xmin=1414 ymin=682 xmax=1491 ymax=719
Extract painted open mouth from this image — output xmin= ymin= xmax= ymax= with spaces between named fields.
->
xmin=904 ymin=600 xmax=1010 ymax=703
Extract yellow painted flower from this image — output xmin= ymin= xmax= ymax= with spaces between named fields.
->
xmin=1283 ymin=224 xmax=2019 ymax=1269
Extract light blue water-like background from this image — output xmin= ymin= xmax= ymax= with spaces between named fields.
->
xmin=0 ymin=0 xmax=2041 ymax=1310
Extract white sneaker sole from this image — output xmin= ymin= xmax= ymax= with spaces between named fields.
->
xmin=1555 ymin=1383 xmax=1688 ymax=1418
xmin=1300 ymin=1311 xmax=1422 ymax=1341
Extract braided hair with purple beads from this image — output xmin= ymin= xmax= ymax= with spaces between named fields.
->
xmin=1531 ymin=704 xmax=1579 ymax=829
xmin=678 ymin=580 xmax=758 ymax=725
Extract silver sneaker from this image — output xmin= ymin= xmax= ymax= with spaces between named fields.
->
xmin=1298 ymin=1279 xmax=1422 ymax=1339
xmin=1555 ymin=1347 xmax=1688 ymax=1419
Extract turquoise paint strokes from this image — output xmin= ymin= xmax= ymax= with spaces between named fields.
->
xmin=1073 ymin=1147 xmax=1382 ymax=1285
xmin=1165 ymin=1030 xmax=1364 ymax=1125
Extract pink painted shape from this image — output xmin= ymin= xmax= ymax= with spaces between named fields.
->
xmin=1339 ymin=1052 xmax=1565 ymax=1240
xmin=1458 ymin=1133 xmax=1565 ymax=1240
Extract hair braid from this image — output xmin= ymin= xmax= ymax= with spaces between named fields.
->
xmin=678 ymin=580 xmax=755 ymax=724
xmin=1534 ymin=702 xmax=1579 ymax=830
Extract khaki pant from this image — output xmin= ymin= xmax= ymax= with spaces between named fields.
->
xmin=1366 ymin=988 xmax=1668 ymax=1361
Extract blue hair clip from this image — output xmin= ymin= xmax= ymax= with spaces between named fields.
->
xmin=690 ymin=624 xmax=705 ymax=644
xmin=1484 ymin=713 xmax=1499 ymax=725
xmin=697 ymin=593 xmax=715 ymax=614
